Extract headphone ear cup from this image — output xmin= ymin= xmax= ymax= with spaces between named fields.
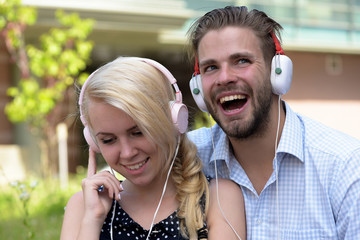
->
xmin=83 ymin=126 xmax=100 ymax=153
xmin=189 ymin=74 xmax=208 ymax=113
xmin=169 ymin=101 xmax=188 ymax=134
xmin=270 ymin=55 xmax=293 ymax=95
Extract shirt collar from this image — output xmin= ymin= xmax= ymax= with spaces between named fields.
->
xmin=208 ymin=124 xmax=231 ymax=165
xmin=277 ymin=101 xmax=304 ymax=162
xmin=208 ymin=101 xmax=304 ymax=164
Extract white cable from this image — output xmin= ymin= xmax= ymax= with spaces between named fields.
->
xmin=207 ymin=113 xmax=242 ymax=240
xmin=145 ymin=136 xmax=180 ymax=240
xmin=109 ymin=167 xmax=117 ymax=240
xmin=207 ymin=94 xmax=281 ymax=240
xmin=275 ymin=95 xmax=281 ymax=240
xmin=110 ymin=199 xmax=116 ymax=240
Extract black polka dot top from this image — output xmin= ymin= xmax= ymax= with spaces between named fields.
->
xmin=99 ymin=201 xmax=208 ymax=240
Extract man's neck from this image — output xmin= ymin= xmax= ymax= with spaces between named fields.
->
xmin=229 ymin=100 xmax=286 ymax=194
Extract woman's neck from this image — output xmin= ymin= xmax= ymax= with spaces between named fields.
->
xmin=119 ymin=178 xmax=179 ymax=229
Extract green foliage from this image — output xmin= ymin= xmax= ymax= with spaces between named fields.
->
xmin=192 ymin=111 xmax=216 ymax=130
xmin=27 ymin=10 xmax=94 ymax=78
xmin=7 ymin=179 xmax=38 ymax=239
xmin=4 ymin=8 xmax=94 ymax=129
xmin=1 ymin=0 xmax=95 ymax=177
xmin=0 ymin=0 xmax=37 ymax=27
xmin=0 ymin=174 xmax=84 ymax=240
xmin=0 ymin=0 xmax=37 ymax=48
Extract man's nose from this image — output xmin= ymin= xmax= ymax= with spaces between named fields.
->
xmin=216 ymin=64 xmax=237 ymax=85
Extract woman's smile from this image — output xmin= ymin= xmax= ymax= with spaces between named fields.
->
xmin=124 ymin=158 xmax=149 ymax=171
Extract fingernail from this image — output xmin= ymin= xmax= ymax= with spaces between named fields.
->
xmin=120 ymin=183 xmax=123 ymax=190
xmin=118 ymin=193 xmax=121 ymax=200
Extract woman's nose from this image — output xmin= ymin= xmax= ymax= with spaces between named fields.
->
xmin=119 ymin=139 xmax=138 ymax=159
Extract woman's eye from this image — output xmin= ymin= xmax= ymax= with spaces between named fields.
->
xmin=101 ymin=137 xmax=115 ymax=144
xmin=132 ymin=131 xmax=143 ymax=137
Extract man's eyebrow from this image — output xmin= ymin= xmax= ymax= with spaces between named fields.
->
xmin=199 ymin=51 xmax=255 ymax=68
xmin=199 ymin=59 xmax=217 ymax=68
xmin=229 ymin=52 xmax=254 ymax=60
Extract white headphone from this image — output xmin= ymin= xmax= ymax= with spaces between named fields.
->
xmin=189 ymin=32 xmax=293 ymax=113
xmin=78 ymin=57 xmax=188 ymax=152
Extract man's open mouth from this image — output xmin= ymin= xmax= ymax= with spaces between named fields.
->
xmin=219 ymin=94 xmax=247 ymax=112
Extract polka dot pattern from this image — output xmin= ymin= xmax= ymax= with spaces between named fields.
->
xmin=100 ymin=203 xmax=207 ymax=239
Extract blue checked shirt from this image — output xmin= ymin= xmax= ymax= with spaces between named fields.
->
xmin=188 ymin=102 xmax=360 ymax=240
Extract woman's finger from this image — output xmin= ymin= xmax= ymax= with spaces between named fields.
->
xmin=87 ymin=148 xmax=97 ymax=177
xmin=97 ymin=171 xmax=123 ymax=201
xmin=83 ymin=171 xmax=123 ymax=201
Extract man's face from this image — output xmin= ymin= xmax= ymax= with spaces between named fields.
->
xmin=198 ymin=26 xmax=273 ymax=139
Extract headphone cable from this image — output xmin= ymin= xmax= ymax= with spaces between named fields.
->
xmin=145 ymin=136 xmax=180 ymax=240
xmin=208 ymin=113 xmax=242 ymax=240
xmin=275 ymin=95 xmax=281 ymax=240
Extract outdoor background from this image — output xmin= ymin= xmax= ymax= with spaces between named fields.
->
xmin=1 ymin=0 xmax=359 ymax=239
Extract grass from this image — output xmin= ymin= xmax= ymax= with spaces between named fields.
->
xmin=0 ymin=169 xmax=85 ymax=240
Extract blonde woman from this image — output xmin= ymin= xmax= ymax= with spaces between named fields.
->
xmin=60 ymin=57 xmax=246 ymax=240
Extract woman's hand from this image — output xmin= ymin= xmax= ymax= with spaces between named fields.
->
xmin=60 ymin=148 xmax=123 ymax=240
xmin=81 ymin=148 xmax=123 ymax=222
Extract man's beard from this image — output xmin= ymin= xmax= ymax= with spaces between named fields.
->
xmin=206 ymin=82 xmax=273 ymax=139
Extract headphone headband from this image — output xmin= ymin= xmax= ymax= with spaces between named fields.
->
xmin=128 ymin=57 xmax=183 ymax=104
xmin=271 ymin=32 xmax=285 ymax=55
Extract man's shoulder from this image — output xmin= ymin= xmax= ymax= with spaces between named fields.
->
xmin=285 ymin=102 xmax=360 ymax=152
xmin=187 ymin=124 xmax=227 ymax=155
xmin=299 ymin=113 xmax=360 ymax=155
xmin=188 ymin=124 xmax=222 ymax=143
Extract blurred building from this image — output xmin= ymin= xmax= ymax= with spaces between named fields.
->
xmin=1 ymin=0 xmax=359 ymax=182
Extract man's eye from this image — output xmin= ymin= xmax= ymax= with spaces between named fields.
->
xmin=238 ymin=58 xmax=250 ymax=64
xmin=204 ymin=65 xmax=217 ymax=73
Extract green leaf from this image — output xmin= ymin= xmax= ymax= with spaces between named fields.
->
xmin=18 ymin=7 xmax=37 ymax=25
xmin=50 ymin=29 xmax=67 ymax=44
xmin=21 ymin=80 xmax=39 ymax=95
xmin=6 ymin=87 xmax=19 ymax=97
xmin=0 ymin=17 xmax=6 ymax=30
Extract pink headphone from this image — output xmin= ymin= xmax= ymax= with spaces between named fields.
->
xmin=78 ymin=57 xmax=188 ymax=152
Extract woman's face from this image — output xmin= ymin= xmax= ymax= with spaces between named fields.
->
xmin=88 ymin=100 xmax=165 ymax=187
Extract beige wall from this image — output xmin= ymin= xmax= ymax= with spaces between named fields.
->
xmin=286 ymin=100 xmax=360 ymax=140
xmin=285 ymin=51 xmax=360 ymax=100
xmin=283 ymin=51 xmax=360 ymax=140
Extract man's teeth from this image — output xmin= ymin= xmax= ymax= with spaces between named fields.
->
xmin=127 ymin=159 xmax=147 ymax=170
xmin=220 ymin=95 xmax=245 ymax=104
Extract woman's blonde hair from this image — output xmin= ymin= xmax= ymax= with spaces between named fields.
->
xmin=80 ymin=56 xmax=209 ymax=239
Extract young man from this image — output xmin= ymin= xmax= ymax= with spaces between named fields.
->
xmin=187 ymin=6 xmax=360 ymax=240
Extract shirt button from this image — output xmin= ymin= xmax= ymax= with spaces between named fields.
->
xmin=256 ymin=218 xmax=262 ymax=225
